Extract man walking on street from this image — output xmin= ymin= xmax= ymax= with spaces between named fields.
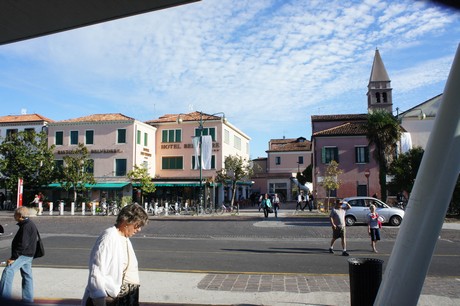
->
xmin=302 ymin=192 xmax=310 ymax=211
xmin=0 ymin=207 xmax=39 ymax=303
xmin=296 ymin=191 xmax=304 ymax=211
xmin=329 ymin=199 xmax=351 ymax=256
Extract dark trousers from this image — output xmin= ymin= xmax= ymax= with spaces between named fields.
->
xmin=296 ymin=201 xmax=303 ymax=210
xmin=303 ymin=201 xmax=312 ymax=211
xmin=263 ymin=208 xmax=269 ymax=218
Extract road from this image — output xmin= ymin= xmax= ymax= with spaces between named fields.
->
xmin=1 ymin=211 xmax=459 ymax=277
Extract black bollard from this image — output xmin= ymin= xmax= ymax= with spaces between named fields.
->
xmin=348 ymin=258 xmax=384 ymax=306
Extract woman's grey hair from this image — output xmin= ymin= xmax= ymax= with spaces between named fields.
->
xmin=15 ymin=206 xmax=30 ymax=218
xmin=116 ymin=203 xmax=149 ymax=227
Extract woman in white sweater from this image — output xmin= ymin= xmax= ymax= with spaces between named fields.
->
xmin=82 ymin=203 xmax=148 ymax=306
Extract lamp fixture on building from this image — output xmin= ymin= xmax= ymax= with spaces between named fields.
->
xmin=417 ymin=109 xmax=426 ymax=120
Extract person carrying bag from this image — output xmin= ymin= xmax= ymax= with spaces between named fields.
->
xmin=262 ymin=194 xmax=273 ymax=218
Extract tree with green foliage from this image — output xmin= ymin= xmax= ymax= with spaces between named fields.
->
xmin=216 ymin=155 xmax=253 ymax=211
xmin=58 ymin=143 xmax=96 ymax=204
xmin=365 ymin=109 xmax=401 ymax=202
xmin=304 ymin=164 xmax=313 ymax=183
xmin=319 ymin=160 xmax=343 ymax=211
xmin=0 ymin=130 xmax=56 ymax=203
xmin=127 ymin=164 xmax=156 ymax=206
xmin=297 ymin=164 xmax=312 ymax=186
xmin=388 ymin=147 xmax=460 ymax=216
xmin=387 ymin=147 xmax=424 ymax=195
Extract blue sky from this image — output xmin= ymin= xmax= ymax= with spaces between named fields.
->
xmin=1 ymin=0 xmax=459 ymax=159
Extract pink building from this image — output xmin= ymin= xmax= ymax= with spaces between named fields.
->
xmin=146 ymin=111 xmax=251 ymax=206
xmin=252 ymin=137 xmax=312 ymax=202
xmin=311 ymin=115 xmax=379 ymax=199
xmin=47 ymin=113 xmax=156 ymax=203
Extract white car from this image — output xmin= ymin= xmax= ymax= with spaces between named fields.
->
xmin=343 ymin=196 xmax=405 ymax=226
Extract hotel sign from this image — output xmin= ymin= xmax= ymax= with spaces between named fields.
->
xmin=162 ymin=142 xmax=221 ymax=149
xmin=57 ymin=149 xmax=123 ymax=154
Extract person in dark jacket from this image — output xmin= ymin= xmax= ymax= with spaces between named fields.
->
xmin=0 ymin=207 xmax=39 ymax=303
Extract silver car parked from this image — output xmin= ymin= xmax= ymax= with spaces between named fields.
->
xmin=343 ymin=196 xmax=405 ymax=226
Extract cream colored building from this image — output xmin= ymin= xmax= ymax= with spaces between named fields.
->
xmin=146 ymin=111 xmax=251 ymax=206
xmin=397 ymin=94 xmax=441 ymax=152
xmin=0 ymin=113 xmax=53 ymax=140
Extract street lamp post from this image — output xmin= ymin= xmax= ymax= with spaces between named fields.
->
xmin=296 ymin=162 xmax=300 ymax=195
xmin=179 ymin=111 xmax=226 ymax=214
xmin=197 ymin=113 xmax=204 ymax=214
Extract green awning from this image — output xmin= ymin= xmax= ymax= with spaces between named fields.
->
xmin=89 ymin=183 xmax=129 ymax=189
xmin=153 ymin=182 xmax=201 ymax=187
xmin=47 ymin=182 xmax=129 ymax=189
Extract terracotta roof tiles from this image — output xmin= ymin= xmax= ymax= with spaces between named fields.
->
xmin=0 ymin=113 xmax=54 ymax=123
xmin=56 ymin=113 xmax=135 ymax=123
xmin=146 ymin=111 xmax=223 ymax=124
xmin=268 ymin=137 xmax=311 ymax=152
xmin=311 ymin=114 xmax=367 ymax=122
xmin=313 ymin=122 xmax=367 ymax=136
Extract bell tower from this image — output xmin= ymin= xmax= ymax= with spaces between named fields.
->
xmin=367 ymin=49 xmax=393 ymax=113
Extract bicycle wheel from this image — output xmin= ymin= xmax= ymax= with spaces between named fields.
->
xmin=112 ymin=207 xmax=120 ymax=216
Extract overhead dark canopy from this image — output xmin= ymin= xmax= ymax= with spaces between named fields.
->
xmin=0 ymin=0 xmax=199 ymax=46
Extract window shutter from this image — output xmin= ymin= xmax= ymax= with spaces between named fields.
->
xmin=365 ymin=147 xmax=369 ymax=163
xmin=210 ymin=128 xmax=216 ymax=141
xmin=321 ymin=147 xmax=326 ymax=163
xmin=334 ymin=147 xmax=339 ymax=162
xmin=175 ymin=129 xmax=182 ymax=142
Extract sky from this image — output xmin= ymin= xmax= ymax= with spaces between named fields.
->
xmin=1 ymin=0 xmax=459 ymax=159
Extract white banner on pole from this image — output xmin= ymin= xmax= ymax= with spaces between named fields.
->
xmin=201 ymin=135 xmax=212 ymax=170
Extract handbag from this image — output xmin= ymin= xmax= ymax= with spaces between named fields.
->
xmin=34 ymin=231 xmax=45 ymax=258
xmin=377 ymin=214 xmax=382 ymax=228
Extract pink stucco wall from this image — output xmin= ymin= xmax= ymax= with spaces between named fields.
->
xmin=313 ymin=136 xmax=380 ymax=199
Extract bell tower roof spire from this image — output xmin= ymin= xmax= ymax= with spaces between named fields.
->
xmin=369 ymin=48 xmax=390 ymax=82
xmin=367 ymin=49 xmax=393 ymax=113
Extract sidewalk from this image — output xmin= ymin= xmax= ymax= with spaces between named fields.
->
xmin=6 ymin=267 xmax=459 ymax=306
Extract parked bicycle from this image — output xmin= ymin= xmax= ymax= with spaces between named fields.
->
xmin=179 ymin=204 xmax=196 ymax=215
xmin=204 ymin=202 xmax=223 ymax=214
xmin=147 ymin=203 xmax=155 ymax=214
xmin=100 ymin=200 xmax=120 ymax=216
xmin=221 ymin=203 xmax=237 ymax=214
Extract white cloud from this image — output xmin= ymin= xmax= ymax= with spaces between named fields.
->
xmin=1 ymin=0 xmax=459 ymax=157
